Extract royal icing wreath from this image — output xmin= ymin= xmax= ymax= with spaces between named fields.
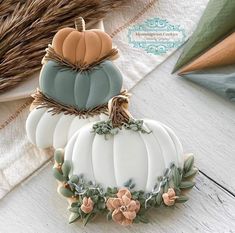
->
xmin=53 ymin=94 xmax=197 ymax=226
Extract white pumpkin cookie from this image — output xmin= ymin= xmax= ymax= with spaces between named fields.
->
xmin=53 ymin=94 xmax=197 ymax=226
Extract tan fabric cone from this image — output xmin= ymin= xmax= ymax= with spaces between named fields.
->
xmin=179 ymin=32 xmax=235 ymax=74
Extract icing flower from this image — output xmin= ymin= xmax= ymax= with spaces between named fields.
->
xmin=81 ymin=197 xmax=94 ymax=213
xmin=106 ymin=188 xmax=140 ymax=226
xmin=162 ymin=188 xmax=178 ymax=206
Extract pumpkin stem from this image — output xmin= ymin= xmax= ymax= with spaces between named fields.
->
xmin=108 ymin=93 xmax=132 ymax=128
xmin=75 ymin=17 xmax=85 ymax=31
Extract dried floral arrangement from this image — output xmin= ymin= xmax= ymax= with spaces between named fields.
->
xmin=0 ymin=0 xmax=128 ymax=93
xmin=53 ymin=149 xmax=197 ymax=226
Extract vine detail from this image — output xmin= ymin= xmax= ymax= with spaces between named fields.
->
xmin=53 ymin=149 xmax=197 ymax=226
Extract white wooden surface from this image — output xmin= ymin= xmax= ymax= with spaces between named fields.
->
xmin=0 ymin=50 xmax=235 ymax=232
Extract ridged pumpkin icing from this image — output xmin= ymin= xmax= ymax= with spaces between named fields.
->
xmin=64 ymin=95 xmax=184 ymax=192
xmin=39 ymin=60 xmax=123 ymax=110
xmin=52 ymin=18 xmax=113 ymax=66
xmin=64 ymin=119 xmax=184 ymax=192
xmin=26 ymin=106 xmax=108 ymax=149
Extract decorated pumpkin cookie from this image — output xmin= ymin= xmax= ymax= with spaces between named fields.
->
xmin=40 ymin=17 xmax=121 ymax=110
xmin=53 ymin=94 xmax=197 ymax=226
xmin=52 ymin=17 xmax=117 ymax=66
xmin=26 ymin=17 xmax=123 ymax=149
xmin=39 ymin=60 xmax=123 ymax=109
xmin=26 ymin=106 xmax=108 ymax=149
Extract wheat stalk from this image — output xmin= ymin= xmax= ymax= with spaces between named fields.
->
xmin=0 ymin=0 xmax=128 ymax=93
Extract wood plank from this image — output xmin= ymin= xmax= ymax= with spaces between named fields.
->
xmin=129 ymin=50 xmax=235 ymax=193
xmin=0 ymin=163 xmax=234 ymax=233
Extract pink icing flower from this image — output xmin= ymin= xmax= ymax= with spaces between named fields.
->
xmin=81 ymin=197 xmax=94 ymax=213
xmin=106 ymin=188 xmax=140 ymax=226
xmin=162 ymin=188 xmax=178 ymax=206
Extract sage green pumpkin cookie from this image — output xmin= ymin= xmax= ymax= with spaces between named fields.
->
xmin=39 ymin=60 xmax=123 ymax=110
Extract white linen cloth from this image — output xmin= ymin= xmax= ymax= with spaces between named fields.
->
xmin=0 ymin=0 xmax=208 ymax=199
xmin=105 ymin=0 xmax=209 ymax=89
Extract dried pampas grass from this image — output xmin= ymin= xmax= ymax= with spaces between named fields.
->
xmin=0 ymin=0 xmax=127 ymax=93
xmin=0 ymin=0 xmax=26 ymax=19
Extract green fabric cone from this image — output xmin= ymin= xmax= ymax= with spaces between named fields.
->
xmin=173 ymin=0 xmax=235 ymax=73
xmin=181 ymin=71 xmax=235 ymax=101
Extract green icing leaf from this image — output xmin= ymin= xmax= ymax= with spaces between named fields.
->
xmin=123 ymin=179 xmax=132 ymax=187
xmin=70 ymin=202 xmax=79 ymax=208
xmin=83 ymin=213 xmax=96 ymax=226
xmin=92 ymin=195 xmax=99 ymax=203
xmin=175 ymin=196 xmax=189 ymax=203
xmin=184 ymin=155 xmax=194 ymax=173
xmin=62 ymin=160 xmax=71 ymax=178
xmin=59 ymin=187 xmax=74 ymax=197
xmin=69 ymin=212 xmax=80 ymax=224
xmin=137 ymin=215 xmax=149 ymax=224
xmin=110 ymin=128 xmax=119 ymax=135
xmin=163 ymin=181 xmax=169 ymax=193
xmin=54 ymin=149 xmax=64 ymax=164
xmin=133 ymin=217 xmax=140 ymax=223
xmin=69 ymin=206 xmax=80 ymax=213
xmin=172 ymin=166 xmax=181 ymax=187
xmin=179 ymin=181 xmax=195 ymax=190
xmin=106 ymin=212 xmax=112 ymax=221
xmin=69 ymin=175 xmax=79 ymax=184
xmin=183 ymin=168 xmax=198 ymax=179
xmin=92 ymin=119 xmax=151 ymax=138
xmin=97 ymin=202 xmax=106 ymax=210
xmin=155 ymin=192 xmax=163 ymax=206
xmin=52 ymin=167 xmax=66 ymax=182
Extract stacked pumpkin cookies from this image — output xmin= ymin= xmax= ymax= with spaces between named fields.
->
xmin=26 ymin=18 xmax=197 ymax=226
xmin=26 ymin=17 xmax=123 ymax=149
